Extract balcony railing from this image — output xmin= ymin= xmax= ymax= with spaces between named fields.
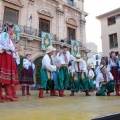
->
xmin=0 ymin=20 xmax=57 ymax=41
xmin=68 ymin=0 xmax=77 ymax=7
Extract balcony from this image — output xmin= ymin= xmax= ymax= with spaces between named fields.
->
xmin=0 ymin=20 xmax=56 ymax=41
xmin=68 ymin=0 xmax=77 ymax=7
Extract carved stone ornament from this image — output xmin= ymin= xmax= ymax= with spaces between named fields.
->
xmin=37 ymin=9 xmax=53 ymax=18
xmin=67 ymin=18 xmax=77 ymax=26
xmin=3 ymin=0 xmax=23 ymax=7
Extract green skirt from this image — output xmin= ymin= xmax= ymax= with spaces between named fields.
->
xmin=79 ymin=73 xmax=90 ymax=92
xmin=71 ymin=73 xmax=81 ymax=93
xmin=39 ymin=68 xmax=54 ymax=90
xmin=96 ymin=81 xmax=114 ymax=96
xmin=55 ymin=67 xmax=69 ymax=90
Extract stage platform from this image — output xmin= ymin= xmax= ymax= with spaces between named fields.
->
xmin=0 ymin=91 xmax=120 ymax=120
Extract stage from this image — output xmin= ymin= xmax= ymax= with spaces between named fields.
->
xmin=0 ymin=91 xmax=120 ymax=120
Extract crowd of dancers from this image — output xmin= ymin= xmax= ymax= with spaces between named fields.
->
xmin=0 ymin=22 xmax=120 ymax=103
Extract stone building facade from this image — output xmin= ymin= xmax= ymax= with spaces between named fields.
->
xmin=97 ymin=8 xmax=120 ymax=56
xmin=0 ymin=0 xmax=88 ymax=83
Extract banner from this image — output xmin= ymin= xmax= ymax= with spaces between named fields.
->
xmin=41 ymin=32 xmax=52 ymax=50
xmin=71 ymin=40 xmax=79 ymax=56
xmin=13 ymin=25 xmax=20 ymax=42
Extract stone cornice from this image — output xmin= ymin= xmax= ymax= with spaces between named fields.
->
xmin=3 ymin=0 xmax=23 ymax=7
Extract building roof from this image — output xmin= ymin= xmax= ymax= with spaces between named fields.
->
xmin=96 ymin=7 xmax=120 ymax=20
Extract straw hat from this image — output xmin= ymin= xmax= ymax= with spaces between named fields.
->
xmin=74 ymin=54 xmax=83 ymax=62
xmin=46 ymin=46 xmax=56 ymax=54
xmin=100 ymin=65 xmax=106 ymax=71
xmin=25 ymin=52 xmax=32 ymax=56
xmin=87 ymin=64 xmax=92 ymax=68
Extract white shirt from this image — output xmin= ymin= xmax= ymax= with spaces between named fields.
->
xmin=42 ymin=54 xmax=56 ymax=72
xmin=56 ymin=51 xmax=71 ymax=65
xmin=95 ymin=72 xmax=114 ymax=88
xmin=109 ymin=58 xmax=117 ymax=67
xmin=86 ymin=69 xmax=95 ymax=79
xmin=0 ymin=32 xmax=15 ymax=53
xmin=23 ymin=59 xmax=35 ymax=70
xmin=70 ymin=60 xmax=87 ymax=73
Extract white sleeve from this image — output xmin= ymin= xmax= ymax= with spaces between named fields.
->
xmin=83 ymin=61 xmax=87 ymax=72
xmin=16 ymin=56 xmax=20 ymax=65
xmin=23 ymin=59 xmax=29 ymax=69
xmin=95 ymin=74 xmax=101 ymax=88
xmin=70 ymin=61 xmax=75 ymax=73
xmin=32 ymin=63 xmax=35 ymax=70
xmin=0 ymin=35 xmax=3 ymax=53
xmin=95 ymin=66 xmax=100 ymax=75
xmin=92 ymin=71 xmax=95 ymax=78
xmin=107 ymin=65 xmax=111 ymax=72
xmin=43 ymin=57 xmax=56 ymax=72
xmin=108 ymin=72 xmax=114 ymax=80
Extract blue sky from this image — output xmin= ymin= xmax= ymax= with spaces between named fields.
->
xmin=84 ymin=0 xmax=120 ymax=52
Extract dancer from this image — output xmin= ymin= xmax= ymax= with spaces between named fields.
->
xmin=39 ymin=46 xmax=57 ymax=98
xmin=0 ymin=23 xmax=19 ymax=102
xmin=56 ymin=45 xmax=70 ymax=97
xmin=86 ymin=64 xmax=95 ymax=92
xmin=20 ymin=52 xmax=35 ymax=96
xmin=96 ymin=65 xmax=114 ymax=96
xmin=109 ymin=51 xmax=119 ymax=96
xmin=96 ymin=56 xmax=111 ymax=75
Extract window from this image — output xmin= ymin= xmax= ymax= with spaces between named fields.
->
xmin=39 ymin=18 xmax=50 ymax=33
xmin=107 ymin=16 xmax=116 ymax=25
xmin=68 ymin=0 xmax=76 ymax=6
xmin=109 ymin=33 xmax=118 ymax=49
xmin=67 ymin=27 xmax=76 ymax=40
xmin=4 ymin=7 xmax=19 ymax=24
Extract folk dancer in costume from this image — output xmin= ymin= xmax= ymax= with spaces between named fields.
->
xmin=96 ymin=65 xmax=114 ymax=96
xmin=96 ymin=56 xmax=111 ymax=75
xmin=86 ymin=64 xmax=95 ymax=92
xmin=70 ymin=54 xmax=91 ymax=96
xmin=0 ymin=23 xmax=19 ymax=102
xmin=20 ymin=53 xmax=35 ymax=96
xmin=117 ymin=54 xmax=120 ymax=94
xmin=55 ymin=45 xmax=71 ymax=97
xmin=39 ymin=46 xmax=58 ymax=98
xmin=109 ymin=51 xmax=119 ymax=96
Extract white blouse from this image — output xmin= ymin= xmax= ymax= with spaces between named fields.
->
xmin=109 ymin=58 xmax=117 ymax=67
xmin=23 ymin=59 xmax=35 ymax=70
xmin=0 ymin=32 xmax=15 ymax=53
xmin=42 ymin=54 xmax=56 ymax=72
xmin=70 ymin=60 xmax=87 ymax=73
xmin=56 ymin=51 xmax=71 ymax=65
xmin=95 ymin=72 xmax=114 ymax=88
xmin=86 ymin=69 xmax=95 ymax=79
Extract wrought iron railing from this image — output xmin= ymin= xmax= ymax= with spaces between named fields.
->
xmin=0 ymin=20 xmax=57 ymax=41
xmin=68 ymin=0 xmax=77 ymax=7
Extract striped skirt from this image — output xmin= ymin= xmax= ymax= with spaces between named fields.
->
xmin=0 ymin=52 xmax=18 ymax=85
xmin=20 ymin=68 xmax=34 ymax=85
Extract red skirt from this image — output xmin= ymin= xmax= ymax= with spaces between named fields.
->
xmin=19 ymin=68 xmax=34 ymax=85
xmin=0 ymin=52 xmax=19 ymax=85
xmin=111 ymin=67 xmax=120 ymax=86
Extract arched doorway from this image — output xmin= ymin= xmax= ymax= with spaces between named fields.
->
xmin=32 ymin=56 xmax=43 ymax=89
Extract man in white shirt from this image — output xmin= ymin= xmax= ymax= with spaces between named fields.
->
xmin=96 ymin=65 xmax=114 ymax=96
xmin=55 ymin=45 xmax=71 ymax=97
xmin=39 ymin=46 xmax=58 ymax=98
xmin=70 ymin=54 xmax=91 ymax=96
